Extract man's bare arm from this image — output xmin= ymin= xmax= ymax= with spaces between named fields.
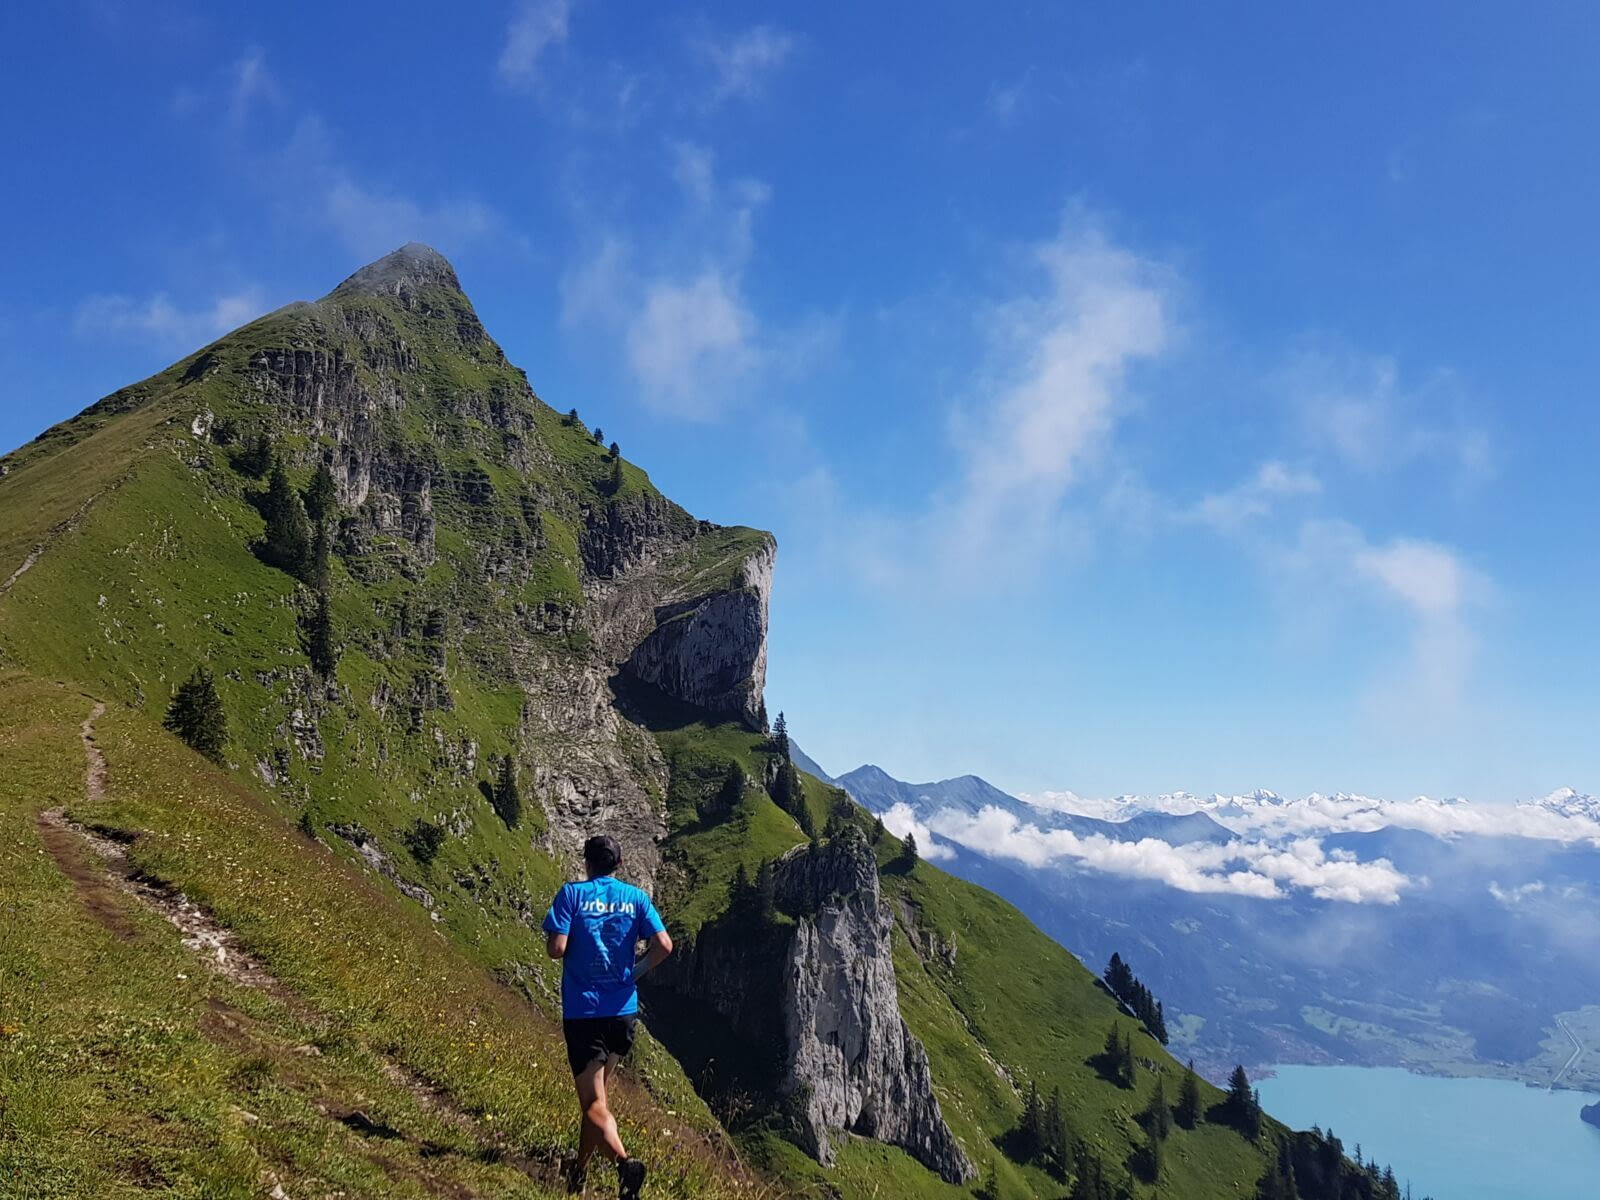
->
xmin=632 ymin=929 xmax=673 ymax=982
xmin=547 ymin=932 xmax=568 ymax=960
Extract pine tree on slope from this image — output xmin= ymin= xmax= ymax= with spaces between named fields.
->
xmin=164 ymin=666 xmax=227 ymax=764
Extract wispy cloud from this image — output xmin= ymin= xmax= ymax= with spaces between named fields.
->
xmin=1279 ymin=520 xmax=1487 ymax=727
xmin=498 ymin=0 xmax=573 ymax=89
xmin=694 ymin=24 xmax=797 ymax=105
xmin=274 ymin=116 xmax=505 ymax=260
xmin=75 ymin=288 xmax=267 ymax=350
xmin=1185 ymin=461 xmax=1321 ymax=530
xmin=926 ymin=804 xmax=1411 ymax=903
xmin=1285 ymin=349 xmax=1491 ymax=481
xmin=228 ymin=46 xmax=283 ymax=123
xmin=986 ymin=68 xmax=1035 ymax=125
xmin=561 ymin=143 xmax=822 ymax=419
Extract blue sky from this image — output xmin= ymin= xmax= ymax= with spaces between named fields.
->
xmin=4 ymin=2 xmax=1598 ymax=802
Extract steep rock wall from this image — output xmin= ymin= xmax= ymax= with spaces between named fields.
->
xmin=651 ymin=829 xmax=973 ymax=1183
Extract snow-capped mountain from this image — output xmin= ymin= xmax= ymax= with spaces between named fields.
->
xmin=1526 ymin=786 xmax=1600 ymax=821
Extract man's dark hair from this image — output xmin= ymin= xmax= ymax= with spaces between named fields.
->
xmin=583 ymin=834 xmax=621 ymax=876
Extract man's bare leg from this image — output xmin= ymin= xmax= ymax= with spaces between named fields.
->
xmin=575 ymin=1057 xmax=628 ymax=1176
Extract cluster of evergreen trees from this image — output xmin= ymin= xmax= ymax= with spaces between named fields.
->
xmin=1256 ymin=1124 xmax=1424 ymax=1200
xmin=561 ymin=408 xmax=624 ymax=494
xmin=1098 ymin=1022 xmax=1140 ymax=1088
xmin=766 ymin=712 xmax=816 ymax=837
xmin=245 ymin=443 xmax=342 ymax=679
xmin=727 ymin=857 xmax=778 ymax=924
xmin=1015 ymin=1080 xmax=1072 ymax=1176
xmin=1103 ymin=952 xmax=1169 ymax=1044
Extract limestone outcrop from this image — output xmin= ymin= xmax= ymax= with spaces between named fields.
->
xmin=651 ymin=829 xmax=973 ymax=1183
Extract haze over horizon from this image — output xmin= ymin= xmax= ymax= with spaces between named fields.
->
xmin=5 ymin=3 xmax=1599 ymax=803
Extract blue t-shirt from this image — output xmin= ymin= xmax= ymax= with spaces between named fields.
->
xmin=542 ymin=875 xmax=665 ymax=1019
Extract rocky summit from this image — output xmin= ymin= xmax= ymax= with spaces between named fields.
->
xmin=0 ymin=246 xmax=1379 ymax=1199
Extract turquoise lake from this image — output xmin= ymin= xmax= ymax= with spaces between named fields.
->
xmin=1255 ymin=1064 xmax=1600 ymax=1200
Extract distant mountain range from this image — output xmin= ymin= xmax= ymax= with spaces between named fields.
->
xmin=825 ymin=754 xmax=1600 ymax=1092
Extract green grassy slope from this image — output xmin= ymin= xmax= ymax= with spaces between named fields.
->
xmin=0 ymin=671 xmax=755 ymax=1199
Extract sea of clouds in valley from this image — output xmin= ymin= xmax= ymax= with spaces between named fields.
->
xmin=878 ymin=787 xmax=1600 ymax=906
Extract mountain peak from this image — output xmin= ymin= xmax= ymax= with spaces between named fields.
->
xmin=328 ymin=242 xmax=463 ymax=300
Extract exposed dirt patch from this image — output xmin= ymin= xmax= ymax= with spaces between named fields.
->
xmin=81 ymin=699 xmax=107 ymax=800
xmin=36 ymin=807 xmax=141 ymax=940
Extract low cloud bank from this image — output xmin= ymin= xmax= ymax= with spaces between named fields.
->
xmin=925 ymin=805 xmax=1411 ymax=904
xmin=879 ymin=802 xmax=956 ymax=861
xmin=1021 ymin=788 xmax=1600 ymax=845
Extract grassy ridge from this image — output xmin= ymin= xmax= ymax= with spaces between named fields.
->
xmin=0 ymin=671 xmax=753 ymax=1199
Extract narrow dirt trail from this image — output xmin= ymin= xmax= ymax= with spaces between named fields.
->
xmin=0 ymin=491 xmax=104 ymax=598
xmin=38 ymin=699 xmax=564 ymax=1193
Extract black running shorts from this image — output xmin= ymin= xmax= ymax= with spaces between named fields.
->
xmin=563 ymin=1016 xmax=637 ymax=1075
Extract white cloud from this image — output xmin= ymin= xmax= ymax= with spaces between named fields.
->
xmin=228 ymin=47 xmax=283 ymax=123
xmin=1488 ymin=880 xmax=1546 ymax=906
xmin=1285 ymin=349 xmax=1491 ymax=480
xmin=498 ymin=0 xmax=573 ymax=88
xmin=695 ymin=24 xmax=797 ymax=104
xmin=561 ymin=145 xmax=796 ymax=419
xmin=1354 ymin=537 xmax=1469 ymax=618
xmin=319 ymin=174 xmax=500 ymax=261
xmin=879 ymin=802 xmax=955 ymax=860
xmin=276 ymin=116 xmax=505 ymax=260
xmin=987 ymin=68 xmax=1035 ymax=124
xmin=75 ymin=288 xmax=267 ymax=350
xmin=1187 ymin=460 xmax=1321 ymax=530
xmin=925 ymin=804 xmax=1409 ymax=903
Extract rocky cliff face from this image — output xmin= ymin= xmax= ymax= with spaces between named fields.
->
xmin=652 ymin=829 xmax=973 ymax=1183
xmin=774 ymin=830 xmax=973 ymax=1182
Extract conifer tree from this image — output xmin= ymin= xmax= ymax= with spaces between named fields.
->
xmin=565 ymin=407 xmax=579 ymax=425
xmin=899 ymin=831 xmax=919 ymax=870
xmin=302 ymin=463 xmax=338 ymax=525
xmin=772 ymin=711 xmax=790 ymax=760
xmin=1021 ymin=1080 xmax=1043 ymax=1157
xmin=1045 ymin=1086 xmax=1069 ymax=1174
xmin=1123 ymin=1029 xmax=1138 ymax=1086
xmin=492 ymin=753 xmax=522 ymax=829
xmin=755 ymin=857 xmax=776 ymax=921
xmin=605 ymin=457 xmax=624 ymax=496
xmin=593 ymin=426 xmax=604 ymax=443
xmin=404 ymin=819 xmax=446 ymax=868
xmin=1226 ymin=1065 xmax=1262 ymax=1139
xmin=1176 ymin=1059 xmax=1203 ymax=1129
xmin=1139 ymin=1123 xmax=1163 ymax=1183
xmin=871 ymin=813 xmax=885 ymax=842
xmin=257 ymin=456 xmax=313 ymax=581
xmin=715 ymin=762 xmax=746 ymax=817
xmin=309 ymin=521 xmax=332 ymax=592
xmin=236 ymin=432 xmax=273 ymax=477
xmin=303 ymin=590 xmax=338 ymax=678
xmin=730 ymin=861 xmax=753 ymax=914
xmin=608 ymin=440 xmax=620 ymax=459
xmin=164 ymin=666 xmax=227 ymax=763
xmin=1145 ymin=1075 xmax=1172 ymax=1140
